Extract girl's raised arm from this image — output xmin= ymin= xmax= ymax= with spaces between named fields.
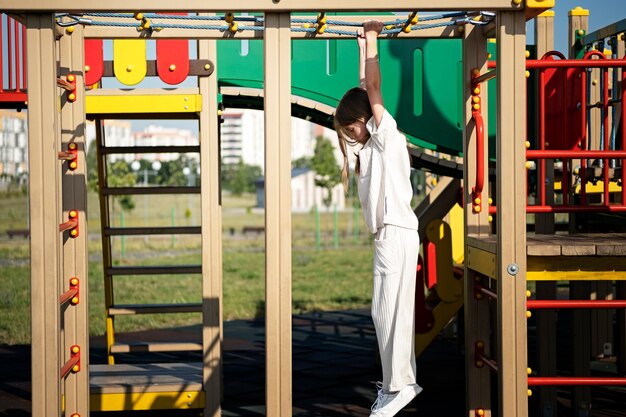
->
xmin=363 ymin=20 xmax=384 ymax=127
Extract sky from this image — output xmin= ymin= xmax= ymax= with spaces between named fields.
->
xmin=529 ymin=0 xmax=623 ymax=54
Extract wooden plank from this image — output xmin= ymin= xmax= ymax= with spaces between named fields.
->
xmin=462 ymin=22 xmax=493 ymax=417
xmin=105 ymin=226 xmax=201 ymax=236
xmin=109 ymin=303 xmax=202 ymax=315
xmin=59 ymin=20 xmax=90 ymax=417
xmin=198 ymin=24 xmax=223 ymax=417
xmin=495 ymin=11 xmax=528 ymax=417
xmin=90 ymin=363 xmax=202 ymax=393
xmin=26 ymin=14 xmax=62 ymax=417
xmin=110 ymin=342 xmax=202 ymax=353
xmin=264 ymin=12 xmax=292 ymax=417
xmin=102 ymin=186 xmax=201 ymax=195
xmin=0 ymin=0 xmax=521 ymax=12
xmin=106 ymin=265 xmax=202 ymax=275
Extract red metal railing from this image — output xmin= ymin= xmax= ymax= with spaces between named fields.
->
xmin=0 ymin=14 xmax=27 ymax=104
xmin=483 ymin=53 xmax=626 ymax=215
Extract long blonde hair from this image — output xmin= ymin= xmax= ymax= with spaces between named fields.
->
xmin=334 ymin=87 xmax=372 ymax=194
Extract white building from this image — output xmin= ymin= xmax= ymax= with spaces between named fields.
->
xmin=256 ymin=167 xmax=345 ymax=213
xmin=222 ymin=108 xmax=341 ymax=171
xmin=86 ymin=121 xmax=199 ymax=164
xmin=0 ymin=110 xmax=28 ymax=186
xmin=86 ymin=120 xmax=134 ymax=162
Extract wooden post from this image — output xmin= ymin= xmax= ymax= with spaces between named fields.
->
xmin=198 ymin=27 xmax=223 ymax=417
xmin=264 ymin=12 xmax=292 ymax=417
xmin=463 ymin=22 xmax=492 ymax=417
xmin=27 ymin=13 xmax=63 ymax=417
xmin=58 ymin=21 xmax=90 ymax=417
xmin=496 ymin=11 xmax=528 ymax=417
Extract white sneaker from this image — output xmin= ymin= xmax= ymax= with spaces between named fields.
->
xmin=369 ymin=382 xmax=423 ymax=417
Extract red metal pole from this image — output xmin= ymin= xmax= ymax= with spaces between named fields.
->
xmin=526 ymin=59 xmax=625 ymax=69
xmin=59 ymin=288 xmax=79 ymax=305
xmin=539 ymin=68 xmax=546 ymax=206
xmin=0 ymin=16 xmax=4 ymax=93
xmin=528 ymin=377 xmax=626 ymax=386
xmin=622 ymin=57 xmax=626 ymax=206
xmin=14 ymin=19 xmax=20 ymax=92
xmin=581 ymin=68 xmax=588 ymax=205
xmin=21 ymin=24 xmax=26 ymax=91
xmin=7 ymin=16 xmax=12 ymax=90
xmin=526 ymin=205 xmax=626 ymax=213
xmin=528 ymin=299 xmax=626 ymax=309
xmin=527 ymin=150 xmax=626 ymax=158
xmin=603 ymin=66 xmax=610 ymax=204
xmin=60 ymin=355 xmax=80 ymax=379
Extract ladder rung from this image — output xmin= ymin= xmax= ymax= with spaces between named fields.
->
xmin=110 ymin=342 xmax=202 ymax=354
xmin=105 ymin=226 xmax=201 ymax=236
xmin=102 ymin=186 xmax=200 ymax=195
xmin=100 ymin=146 xmax=200 ymax=155
xmin=109 ymin=303 xmax=202 ymax=315
xmin=107 ymin=265 xmax=202 ymax=275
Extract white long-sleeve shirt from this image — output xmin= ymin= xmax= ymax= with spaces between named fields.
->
xmin=356 ymin=109 xmax=419 ymax=234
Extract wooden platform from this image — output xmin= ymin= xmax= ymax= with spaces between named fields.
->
xmin=90 ymin=363 xmax=204 ymax=411
xmin=466 ymin=233 xmax=626 ymax=280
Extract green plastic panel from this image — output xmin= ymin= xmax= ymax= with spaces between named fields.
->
xmin=217 ymin=37 xmax=497 ymax=156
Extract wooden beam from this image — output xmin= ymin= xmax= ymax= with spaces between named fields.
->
xmin=0 ymin=1 xmax=521 ymax=12
xmin=198 ymin=23 xmax=223 ymax=417
xmin=495 ymin=10 xmax=528 ymax=417
xmin=264 ymin=12 xmax=292 ymax=417
xmin=59 ymin=21 xmax=90 ymax=417
xmin=27 ymin=13 xmax=62 ymax=417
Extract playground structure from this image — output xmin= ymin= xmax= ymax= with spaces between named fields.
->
xmin=1 ymin=1 xmax=626 ymax=417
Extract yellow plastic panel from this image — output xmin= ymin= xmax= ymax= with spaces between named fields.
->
xmin=569 ymin=6 xmax=589 ymax=16
xmin=526 ymin=0 xmax=554 ymax=8
xmin=86 ymin=94 xmax=202 ymax=115
xmin=467 ymin=246 xmax=496 ymax=279
xmin=91 ymin=390 xmax=204 ymax=411
xmin=113 ymin=40 xmax=147 ymax=86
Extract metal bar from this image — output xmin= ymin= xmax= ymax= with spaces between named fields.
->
xmin=109 ymin=303 xmax=202 ymax=315
xmin=581 ymin=68 xmax=588 ymax=205
xmin=581 ymin=17 xmax=626 ymax=47
xmin=476 ymin=282 xmax=498 ymax=300
xmin=528 ymin=300 xmax=626 ymax=309
xmin=102 ymin=186 xmax=201 ymax=195
xmin=8 ymin=16 xmax=13 ymax=90
xmin=526 ymin=150 xmax=626 ymax=158
xmin=539 ymin=68 xmax=546 ymax=206
xmin=473 ymin=69 xmax=496 ymax=84
xmin=60 ymin=355 xmax=80 ymax=380
xmin=528 ymin=377 xmax=626 ymax=386
xmin=59 ymin=288 xmax=79 ymax=306
xmin=527 ymin=59 xmax=626 ymax=69
xmin=106 ymin=265 xmax=202 ymax=275
xmin=104 ymin=226 xmax=201 ymax=236
xmin=22 ymin=24 xmax=26 ymax=90
xmin=526 ymin=205 xmax=626 ymax=213
xmin=476 ymin=352 xmax=499 ymax=372
xmin=0 ymin=16 xmax=4 ymax=92
xmin=0 ymin=1 xmax=521 ymax=12
xmin=59 ymin=218 xmax=78 ymax=232
xmin=14 ymin=18 xmax=20 ymax=91
xmin=100 ymin=145 xmax=200 ymax=155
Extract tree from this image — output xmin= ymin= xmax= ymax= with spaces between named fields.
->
xmin=311 ymin=135 xmax=341 ymax=210
xmin=86 ymin=140 xmax=136 ymax=212
xmin=221 ymin=160 xmax=262 ymax=196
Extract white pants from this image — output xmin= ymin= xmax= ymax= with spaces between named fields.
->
xmin=372 ymin=224 xmax=419 ymax=392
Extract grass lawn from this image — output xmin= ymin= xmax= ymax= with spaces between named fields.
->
xmin=0 ymin=191 xmax=374 ymax=345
